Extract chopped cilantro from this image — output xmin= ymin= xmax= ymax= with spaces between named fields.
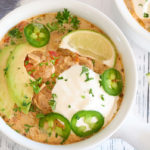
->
xmin=8 ymin=28 xmax=22 ymax=39
xmin=89 ymin=88 xmax=94 ymax=97
xmin=49 ymin=99 xmax=56 ymax=110
xmin=50 ymin=56 xmax=59 ymax=65
xmin=100 ymin=94 xmax=104 ymax=101
xmin=101 ymin=104 xmax=105 ymax=107
xmin=29 ymin=105 xmax=35 ymax=112
xmin=29 ymin=77 xmax=42 ymax=94
xmin=24 ymin=124 xmax=33 ymax=133
xmin=13 ymin=107 xmax=21 ymax=112
xmin=28 ymin=69 xmax=35 ymax=75
xmin=92 ymin=60 xmax=95 ymax=66
xmin=81 ymin=95 xmax=85 ymax=99
xmin=68 ymin=105 xmax=71 ymax=108
xmin=58 ymin=76 xmax=63 ymax=80
xmin=80 ymin=66 xmax=89 ymax=76
xmin=64 ymin=79 xmax=68 ymax=81
xmin=11 ymin=40 xmax=16 ymax=45
xmin=3 ymin=65 xmax=9 ymax=76
xmin=52 ymin=81 xmax=56 ymax=85
xmin=45 ymin=81 xmax=50 ymax=85
xmin=39 ymin=62 xmax=49 ymax=66
xmin=22 ymin=101 xmax=31 ymax=107
xmin=49 ymin=93 xmax=57 ymax=110
xmin=47 ymin=22 xmax=59 ymax=32
xmin=138 ymin=3 xmax=143 ymax=7
xmin=52 ymin=93 xmax=57 ymax=99
xmin=25 ymin=60 xmax=29 ymax=65
xmin=15 ymin=130 xmax=20 ymax=133
xmin=51 ymin=73 xmax=56 ymax=78
xmin=85 ymin=73 xmax=94 ymax=82
xmin=47 ymin=86 xmax=52 ymax=90
xmin=144 ymin=13 xmax=149 ymax=18
xmin=68 ymin=29 xmax=72 ymax=33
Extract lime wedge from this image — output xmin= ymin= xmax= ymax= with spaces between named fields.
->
xmin=59 ymin=30 xmax=116 ymax=67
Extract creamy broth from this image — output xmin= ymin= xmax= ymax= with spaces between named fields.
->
xmin=124 ymin=0 xmax=150 ymax=32
xmin=0 ymin=11 xmax=125 ymax=145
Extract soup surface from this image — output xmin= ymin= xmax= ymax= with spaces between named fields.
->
xmin=124 ymin=0 xmax=150 ymax=31
xmin=0 ymin=9 xmax=125 ymax=145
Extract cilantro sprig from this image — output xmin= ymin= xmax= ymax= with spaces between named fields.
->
xmin=47 ymin=8 xmax=80 ymax=33
xmin=8 ymin=28 xmax=22 ymax=39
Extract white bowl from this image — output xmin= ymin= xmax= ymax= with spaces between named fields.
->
xmin=114 ymin=0 xmax=150 ymax=51
xmin=0 ymin=0 xmax=137 ymax=149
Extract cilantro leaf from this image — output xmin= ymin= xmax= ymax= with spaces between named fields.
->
xmin=80 ymin=66 xmax=89 ymax=76
xmin=71 ymin=16 xmax=80 ymax=29
xmin=8 ymin=28 xmax=22 ymax=39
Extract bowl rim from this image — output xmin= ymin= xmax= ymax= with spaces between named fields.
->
xmin=114 ymin=0 xmax=150 ymax=41
xmin=0 ymin=0 xmax=137 ymax=149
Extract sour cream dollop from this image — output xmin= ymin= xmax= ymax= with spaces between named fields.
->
xmin=52 ymin=65 xmax=119 ymax=126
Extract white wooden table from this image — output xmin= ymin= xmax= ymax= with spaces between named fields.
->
xmin=0 ymin=0 xmax=149 ymax=150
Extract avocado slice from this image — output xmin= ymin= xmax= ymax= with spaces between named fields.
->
xmin=0 ymin=46 xmax=16 ymax=118
xmin=6 ymin=43 xmax=46 ymax=114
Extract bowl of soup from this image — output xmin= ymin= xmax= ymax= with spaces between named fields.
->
xmin=114 ymin=0 xmax=150 ymax=51
xmin=0 ymin=0 xmax=137 ymax=149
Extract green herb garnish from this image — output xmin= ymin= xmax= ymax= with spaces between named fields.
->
xmin=81 ymin=95 xmax=85 ymax=99
xmin=144 ymin=13 xmax=149 ymax=18
xmin=85 ymin=73 xmax=94 ymax=82
xmin=58 ymin=76 xmax=63 ymax=80
xmin=29 ymin=77 xmax=42 ymax=94
xmin=71 ymin=16 xmax=80 ymax=29
xmin=28 ymin=69 xmax=35 ymax=75
xmin=47 ymin=22 xmax=59 ymax=32
xmin=68 ymin=105 xmax=71 ymax=108
xmin=22 ymin=101 xmax=31 ymax=107
xmin=92 ymin=60 xmax=95 ymax=66
xmin=3 ymin=65 xmax=9 ymax=76
xmin=80 ymin=66 xmax=89 ymax=76
xmin=25 ymin=60 xmax=29 ymax=65
xmin=45 ymin=81 xmax=50 ymax=85
xmin=49 ymin=99 xmax=56 ymax=110
xmin=8 ymin=28 xmax=22 ymax=39
xmin=52 ymin=93 xmax=57 ymax=99
xmin=89 ymin=88 xmax=94 ymax=97
xmin=64 ymin=79 xmax=68 ymax=81
xmin=100 ymin=94 xmax=104 ymax=101
xmin=13 ymin=107 xmax=21 ymax=112
xmin=24 ymin=124 xmax=33 ymax=133
xmin=51 ymin=73 xmax=56 ymax=78
xmin=56 ymin=8 xmax=70 ymax=25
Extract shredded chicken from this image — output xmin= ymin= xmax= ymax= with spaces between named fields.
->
xmin=33 ymin=86 xmax=52 ymax=114
xmin=78 ymin=56 xmax=93 ymax=70
xmin=28 ymin=51 xmax=46 ymax=66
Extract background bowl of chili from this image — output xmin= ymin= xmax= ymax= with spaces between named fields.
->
xmin=0 ymin=0 xmax=137 ymax=149
xmin=114 ymin=0 xmax=150 ymax=51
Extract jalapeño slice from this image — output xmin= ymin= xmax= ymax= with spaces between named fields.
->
xmin=71 ymin=110 xmax=104 ymax=137
xmin=24 ymin=23 xmax=50 ymax=47
xmin=39 ymin=112 xmax=71 ymax=143
xmin=101 ymin=68 xmax=123 ymax=96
